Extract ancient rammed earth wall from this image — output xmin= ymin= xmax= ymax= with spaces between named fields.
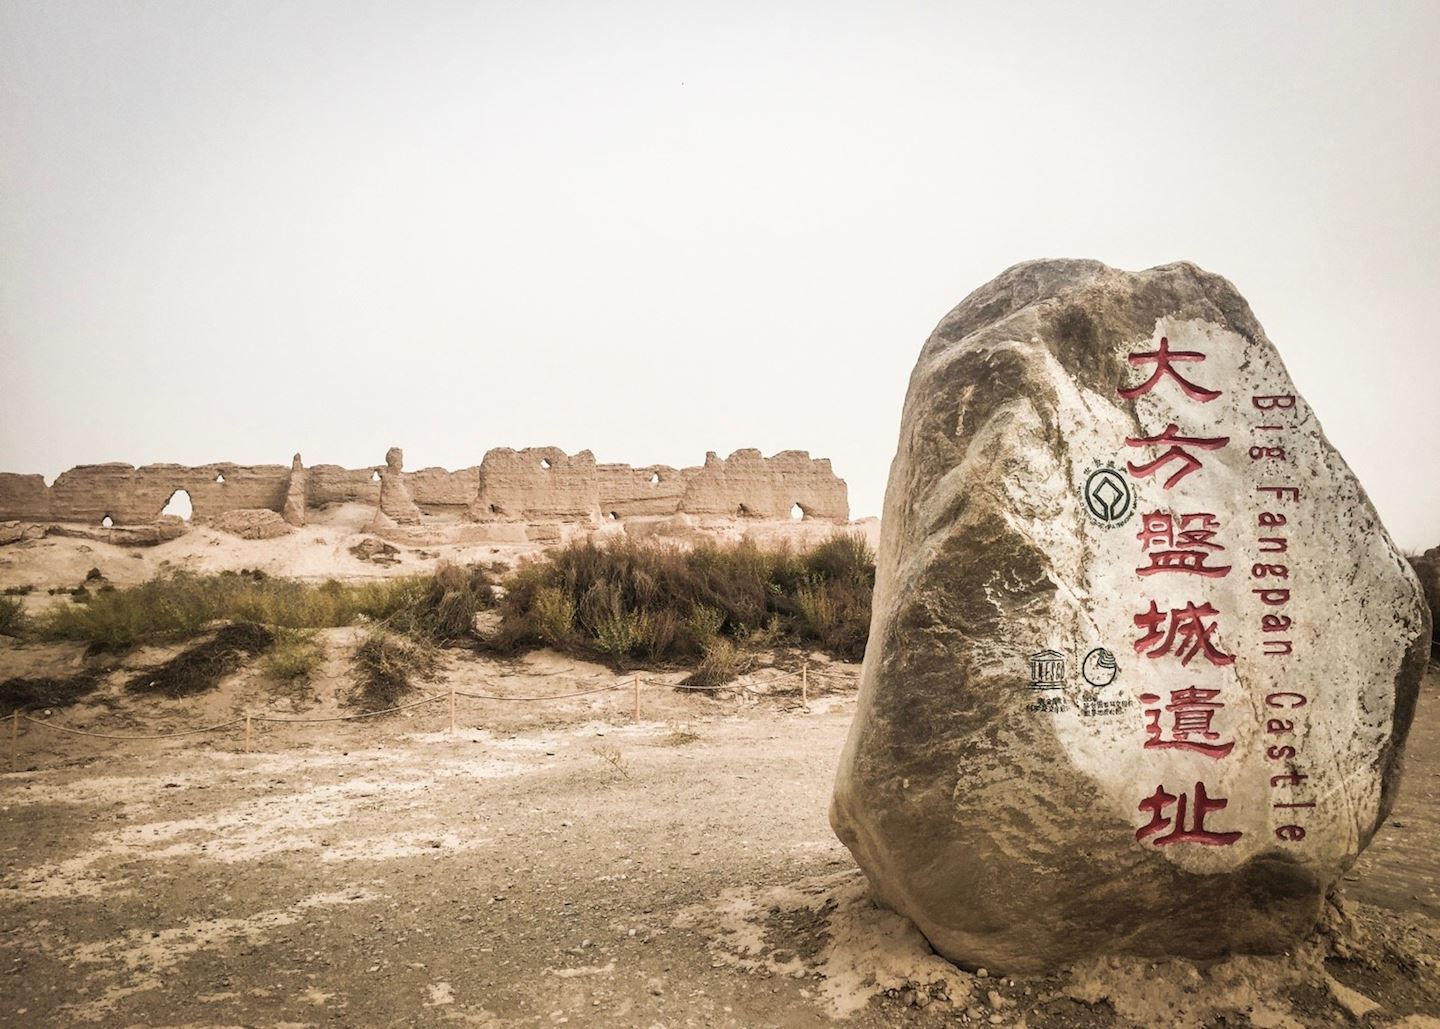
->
xmin=0 ymin=448 xmax=848 ymax=525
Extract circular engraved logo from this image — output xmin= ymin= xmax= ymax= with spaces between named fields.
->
xmin=1082 ymin=464 xmax=1134 ymax=527
xmin=1081 ymin=647 xmax=1119 ymax=688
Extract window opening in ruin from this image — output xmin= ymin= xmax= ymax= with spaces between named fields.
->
xmin=101 ymin=515 xmax=114 ymax=528
xmin=608 ymin=511 xmax=620 ymax=521
xmin=540 ymin=459 xmax=552 ymax=470
xmin=162 ymin=489 xmax=193 ymax=521
xmin=490 ymin=504 xmax=502 ymax=515
xmin=649 ymin=472 xmax=660 ymax=485
xmin=372 ymin=470 xmax=381 ymax=482
xmin=737 ymin=504 xmax=751 ymax=517
xmin=215 ymin=473 xmax=226 ymax=484
xmin=790 ymin=503 xmax=805 ymax=521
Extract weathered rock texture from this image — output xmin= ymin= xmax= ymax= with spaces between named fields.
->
xmin=831 ymin=259 xmax=1431 ymax=973
xmin=0 ymin=449 xmax=848 ymax=528
xmin=1410 ymin=547 xmax=1440 ymax=656
xmin=212 ymin=509 xmax=294 ymax=540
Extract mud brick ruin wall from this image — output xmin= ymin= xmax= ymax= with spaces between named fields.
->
xmin=0 ymin=448 xmax=848 ymax=526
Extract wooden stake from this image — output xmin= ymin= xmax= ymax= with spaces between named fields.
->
xmin=633 ymin=675 xmax=641 ymax=722
xmin=449 ymin=684 xmax=456 ymax=734
xmin=802 ymin=662 xmax=809 ymax=705
xmin=244 ymin=711 xmax=252 ymax=754
xmin=10 ymin=709 xmax=17 ymax=772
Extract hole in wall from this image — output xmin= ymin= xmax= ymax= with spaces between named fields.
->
xmin=371 ymin=470 xmax=382 ymax=483
xmin=490 ymin=504 xmax=502 ymax=515
xmin=608 ymin=511 xmax=620 ymax=521
xmin=736 ymin=504 xmax=751 ymax=517
xmin=540 ymin=459 xmax=552 ymax=470
xmin=649 ymin=472 xmax=660 ymax=485
xmin=215 ymin=473 xmax=226 ymax=484
xmin=101 ymin=515 xmax=114 ymax=528
xmin=162 ymin=490 xmax=193 ymax=521
xmin=790 ymin=503 xmax=805 ymax=521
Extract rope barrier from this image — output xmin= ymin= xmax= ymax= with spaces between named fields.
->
xmin=17 ymin=714 xmax=247 ymax=741
xmin=252 ymin=694 xmax=447 ymax=723
xmin=453 ymin=682 xmax=627 ymax=702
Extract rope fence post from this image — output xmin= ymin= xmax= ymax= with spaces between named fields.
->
xmin=10 ymin=709 xmax=17 ymax=771
xmin=633 ymin=675 xmax=641 ymax=722
xmin=802 ymin=662 xmax=809 ymax=705
xmin=449 ymin=684 xmax=456 ymax=734
xmin=244 ymin=710 xmax=252 ymax=754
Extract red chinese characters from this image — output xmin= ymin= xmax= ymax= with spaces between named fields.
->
xmin=1125 ymin=425 xmax=1231 ymax=489
xmin=1133 ymin=601 xmax=1236 ymax=667
xmin=1139 ymin=687 xmax=1235 ymax=758
xmin=1118 ymin=336 xmax=1222 ymax=403
xmin=1136 ymin=511 xmax=1232 ymax=578
xmin=1117 ymin=334 xmax=1244 ymax=850
xmin=1135 ymin=781 xmax=1242 ymax=847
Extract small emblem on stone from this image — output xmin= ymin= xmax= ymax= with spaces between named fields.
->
xmin=1081 ymin=647 xmax=1119 ymax=688
xmin=1028 ymin=649 xmax=1065 ymax=690
xmin=1082 ymin=463 xmax=1134 ymax=527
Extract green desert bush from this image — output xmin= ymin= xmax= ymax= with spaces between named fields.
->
xmin=262 ymin=628 xmax=325 ymax=685
xmin=33 ymin=569 xmax=455 ymax=650
xmin=492 ymin=534 xmax=875 ymax=668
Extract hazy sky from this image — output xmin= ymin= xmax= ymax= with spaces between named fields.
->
xmin=2 ymin=2 xmax=1437 ymax=548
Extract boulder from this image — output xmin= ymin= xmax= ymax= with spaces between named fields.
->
xmin=830 ymin=259 xmax=1431 ymax=973
xmin=0 ymin=520 xmax=47 ymax=546
xmin=1409 ymin=546 xmax=1439 ymax=657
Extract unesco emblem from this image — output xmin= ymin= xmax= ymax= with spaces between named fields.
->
xmin=1082 ymin=463 xmax=1134 ymax=528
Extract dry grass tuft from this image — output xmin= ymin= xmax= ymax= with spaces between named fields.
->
xmin=350 ymin=629 xmax=438 ymax=713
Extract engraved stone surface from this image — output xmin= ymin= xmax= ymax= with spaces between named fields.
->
xmin=830 ymin=259 xmax=1431 ymax=972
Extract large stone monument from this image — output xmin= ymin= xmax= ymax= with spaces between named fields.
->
xmin=830 ymin=259 xmax=1431 ymax=972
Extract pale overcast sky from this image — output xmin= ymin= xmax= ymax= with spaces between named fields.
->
xmin=2 ymin=1 xmax=1437 ymax=548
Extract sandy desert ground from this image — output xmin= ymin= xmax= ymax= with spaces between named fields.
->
xmin=0 ymin=626 xmax=1438 ymax=1026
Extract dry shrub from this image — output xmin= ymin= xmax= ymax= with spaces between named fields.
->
xmin=382 ymin=561 xmax=494 ymax=643
xmin=0 ymin=596 xmax=24 ymax=638
xmin=681 ymin=637 xmax=756 ymax=688
xmin=1 ymin=669 xmax=103 ymax=711
xmin=126 ymin=623 xmax=275 ymax=698
xmin=351 ymin=629 xmax=437 ymax=713
xmin=492 ymin=534 xmax=875 ymax=669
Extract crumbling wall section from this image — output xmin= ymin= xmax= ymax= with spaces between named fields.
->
xmin=0 ymin=448 xmax=850 ymax=525
xmin=47 ymin=463 xmax=289 ymax=525
xmin=471 ymin=448 xmax=601 ymax=522
xmin=678 ymin=449 xmax=849 ymax=520
xmin=408 ymin=467 xmax=481 ymax=513
xmin=0 ymin=474 xmax=52 ymax=521
xmin=306 ymin=465 xmax=382 ymax=508
xmin=595 ymin=464 xmax=685 ymax=518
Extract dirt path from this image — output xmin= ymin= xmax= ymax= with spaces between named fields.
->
xmin=2 ymin=667 xmax=1438 ymax=1026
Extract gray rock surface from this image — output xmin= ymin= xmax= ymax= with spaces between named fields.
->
xmin=831 ymin=259 xmax=1431 ymax=972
